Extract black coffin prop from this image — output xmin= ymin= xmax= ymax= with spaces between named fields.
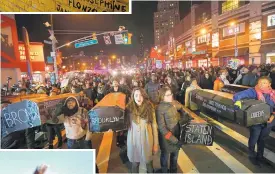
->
xmin=190 ymin=89 xmax=271 ymax=126
xmin=88 ymin=93 xmax=127 ymax=132
xmin=221 ymin=84 xmax=249 ymax=94
xmin=236 ymin=99 xmax=270 ymax=127
xmin=180 ymin=122 xmax=214 ymax=146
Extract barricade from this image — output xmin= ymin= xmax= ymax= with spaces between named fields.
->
xmin=221 ymin=84 xmax=249 ymax=94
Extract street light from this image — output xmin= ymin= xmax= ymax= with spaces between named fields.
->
xmin=200 ymin=28 xmax=206 ymax=34
xmin=62 ymin=65 xmax=66 ymax=69
xmin=230 ymin=21 xmax=238 ymax=58
xmin=83 ymin=63 xmax=86 ymax=66
xmin=95 ymin=56 xmax=98 ymax=60
xmin=158 ymin=49 xmax=161 ymax=53
xmin=112 ymin=55 xmax=116 ymax=59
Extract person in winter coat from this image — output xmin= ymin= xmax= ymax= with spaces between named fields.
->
xmin=145 ymin=73 xmax=160 ymax=105
xmin=234 ymin=67 xmax=249 ymax=85
xmin=242 ymin=66 xmax=259 ymax=87
xmin=156 ymin=86 xmax=189 ymax=173
xmin=165 ymin=76 xmax=179 ymax=96
xmin=269 ymin=66 xmax=275 ymax=89
xmin=233 ymin=76 xmax=275 ymax=166
xmin=56 ymin=96 xmax=93 ymax=149
xmin=200 ymin=73 xmax=214 ymax=89
xmin=214 ymin=70 xmax=230 ymax=91
xmin=185 ymin=79 xmax=202 ymax=112
xmin=126 ymin=87 xmax=159 ymax=173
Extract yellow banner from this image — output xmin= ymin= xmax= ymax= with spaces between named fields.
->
xmin=0 ymin=0 xmax=129 ymax=12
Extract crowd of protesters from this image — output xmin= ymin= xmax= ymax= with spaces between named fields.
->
xmin=1 ymin=63 xmax=275 ymax=172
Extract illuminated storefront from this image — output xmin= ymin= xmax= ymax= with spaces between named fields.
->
xmin=18 ymin=42 xmax=46 ymax=83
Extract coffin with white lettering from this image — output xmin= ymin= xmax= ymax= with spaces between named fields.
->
xmin=180 ymin=122 xmax=214 ymax=146
xmin=236 ymin=99 xmax=270 ymax=127
xmin=88 ymin=92 xmax=126 ymax=132
xmin=1 ymin=100 xmax=41 ymax=137
xmin=221 ymin=84 xmax=249 ymax=94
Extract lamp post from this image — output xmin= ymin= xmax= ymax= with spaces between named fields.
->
xmin=230 ymin=22 xmax=238 ymax=59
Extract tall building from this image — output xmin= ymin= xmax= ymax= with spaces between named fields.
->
xmin=154 ymin=1 xmax=180 ymax=46
xmin=139 ymin=33 xmax=144 ymax=58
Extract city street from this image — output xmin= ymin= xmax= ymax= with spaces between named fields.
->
xmin=57 ymin=111 xmax=275 ymax=173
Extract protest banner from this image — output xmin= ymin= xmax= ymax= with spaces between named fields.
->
xmin=88 ymin=92 xmax=126 ymax=132
xmin=1 ymin=100 xmax=41 ymax=137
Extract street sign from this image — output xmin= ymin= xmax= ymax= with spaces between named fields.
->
xmin=75 ymin=39 xmax=98 ymax=48
xmin=44 ymin=40 xmax=52 ymax=45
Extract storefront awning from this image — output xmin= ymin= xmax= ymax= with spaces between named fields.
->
xmin=216 ymin=47 xmax=249 ymax=57
xmin=259 ymin=44 xmax=275 ymax=53
xmin=19 ymin=62 xmax=46 ymax=72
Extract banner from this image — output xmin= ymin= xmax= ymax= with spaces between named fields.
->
xmin=88 ymin=93 xmax=126 ymax=132
xmin=103 ymin=35 xmax=112 ymax=45
xmin=180 ymin=122 xmax=214 ymax=146
xmin=114 ymin=34 xmax=124 ymax=44
xmin=1 ymin=100 xmax=41 ymax=137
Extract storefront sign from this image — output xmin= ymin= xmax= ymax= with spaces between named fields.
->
xmin=212 ymin=32 xmax=219 ymax=48
xmin=18 ymin=43 xmax=44 ymax=62
xmin=267 ymin=14 xmax=275 ymax=27
xmin=228 ymin=59 xmax=240 ymax=69
xmin=223 ymin=23 xmax=245 ymax=37
xmin=192 ymin=39 xmax=196 ymax=52
xmin=197 ymin=33 xmax=210 ymax=44
xmin=177 ymin=45 xmax=182 ymax=51
xmin=185 ymin=41 xmax=191 ymax=47
xmin=192 ymin=50 xmax=206 ymax=55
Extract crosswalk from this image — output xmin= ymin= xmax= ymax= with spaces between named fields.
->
xmin=88 ymin=113 xmax=275 ymax=173
xmin=56 ymin=111 xmax=275 ymax=173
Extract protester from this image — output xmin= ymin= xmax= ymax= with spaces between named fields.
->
xmin=214 ymin=70 xmax=229 ymax=91
xmin=185 ymin=78 xmax=201 ymax=112
xmin=233 ymin=76 xmax=275 ymax=165
xmin=126 ymin=87 xmax=159 ymax=173
xmin=145 ymin=73 xmax=160 ymax=105
xmin=242 ymin=66 xmax=259 ymax=87
xmin=156 ymin=86 xmax=187 ymax=173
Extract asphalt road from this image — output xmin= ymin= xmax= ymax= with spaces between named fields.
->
xmin=57 ymin=111 xmax=275 ymax=173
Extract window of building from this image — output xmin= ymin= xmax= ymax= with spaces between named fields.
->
xmin=186 ymin=60 xmax=193 ymax=68
xmin=267 ymin=14 xmax=275 ymax=27
xmin=198 ymin=33 xmax=211 ymax=44
xmin=222 ymin=0 xmax=240 ymax=14
xmin=223 ymin=22 xmax=245 ymax=37
xmin=212 ymin=32 xmax=219 ymax=48
xmin=198 ymin=59 xmax=208 ymax=67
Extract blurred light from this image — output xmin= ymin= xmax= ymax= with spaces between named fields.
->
xmin=45 ymin=66 xmax=50 ymax=71
xmin=158 ymin=49 xmax=161 ymax=53
xmin=201 ymin=28 xmax=206 ymax=34
xmin=230 ymin=21 xmax=235 ymax=26
xmin=66 ymin=43 xmax=70 ymax=46
xmin=112 ymin=55 xmax=116 ymax=59
xmin=91 ymin=63 xmax=93 ymax=65
xmin=62 ymin=66 xmax=66 ymax=69
xmin=83 ymin=63 xmax=86 ymax=66
xmin=95 ymin=56 xmax=98 ymax=60
xmin=78 ymin=62 xmax=80 ymax=65
xmin=70 ymin=65 xmax=72 ymax=68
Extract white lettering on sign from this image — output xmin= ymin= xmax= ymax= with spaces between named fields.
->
xmin=91 ymin=116 xmax=122 ymax=124
xmin=18 ymin=46 xmax=39 ymax=60
xmin=184 ymin=124 xmax=213 ymax=145
xmin=251 ymin=110 xmax=264 ymax=119
xmin=3 ymin=108 xmax=39 ymax=128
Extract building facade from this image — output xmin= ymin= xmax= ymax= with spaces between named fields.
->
xmin=154 ymin=1 xmax=180 ymax=46
xmin=159 ymin=0 xmax=275 ymax=69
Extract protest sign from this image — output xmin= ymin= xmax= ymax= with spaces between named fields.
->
xmin=1 ymin=100 xmax=41 ymax=137
xmin=180 ymin=122 xmax=214 ymax=146
xmin=88 ymin=92 xmax=126 ymax=132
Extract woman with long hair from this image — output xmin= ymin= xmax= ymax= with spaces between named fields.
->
xmin=156 ymin=86 xmax=188 ymax=173
xmin=126 ymin=87 xmax=159 ymax=173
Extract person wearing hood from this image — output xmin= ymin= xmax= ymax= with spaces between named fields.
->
xmin=56 ymin=96 xmax=92 ymax=149
xmin=242 ymin=66 xmax=259 ymax=87
xmin=185 ymin=78 xmax=202 ymax=111
xmin=269 ymin=66 xmax=275 ymax=89
xmin=233 ymin=76 xmax=275 ymax=166
xmin=126 ymin=87 xmax=159 ymax=173
xmin=214 ymin=70 xmax=230 ymax=91
xmin=145 ymin=73 xmax=160 ymax=105
xmin=200 ymin=72 xmax=214 ymax=90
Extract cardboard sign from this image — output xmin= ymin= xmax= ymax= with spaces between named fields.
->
xmin=1 ymin=100 xmax=41 ymax=137
xmin=180 ymin=122 xmax=214 ymax=146
xmin=0 ymin=0 xmax=129 ymax=12
xmin=61 ymin=79 xmax=69 ymax=88
xmin=88 ymin=93 xmax=126 ymax=132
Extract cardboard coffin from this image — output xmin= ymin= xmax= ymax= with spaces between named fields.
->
xmin=221 ymin=84 xmax=249 ymax=94
xmin=190 ymin=89 xmax=270 ymax=126
xmin=88 ymin=92 xmax=127 ymax=132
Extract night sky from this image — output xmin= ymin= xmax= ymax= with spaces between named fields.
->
xmin=15 ymin=1 xmax=200 ymax=58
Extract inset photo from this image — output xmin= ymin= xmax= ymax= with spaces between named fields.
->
xmin=0 ymin=149 xmax=96 ymax=174
xmin=0 ymin=0 xmax=131 ymax=13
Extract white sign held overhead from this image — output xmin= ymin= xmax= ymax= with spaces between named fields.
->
xmin=44 ymin=40 xmax=52 ymax=45
xmin=114 ymin=34 xmax=124 ymax=44
xmin=103 ymin=35 xmax=112 ymax=45
xmin=50 ymin=52 xmax=56 ymax=57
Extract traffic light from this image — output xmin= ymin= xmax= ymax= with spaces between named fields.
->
xmin=92 ymin=33 xmax=97 ymax=40
xmin=127 ymin=33 xmax=132 ymax=44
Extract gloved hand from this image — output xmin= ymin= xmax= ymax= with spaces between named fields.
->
xmin=234 ymin=101 xmax=242 ymax=110
xmin=176 ymin=141 xmax=183 ymax=148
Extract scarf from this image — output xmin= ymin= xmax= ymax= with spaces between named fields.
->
xmin=126 ymin=99 xmax=154 ymax=126
xmin=255 ymin=85 xmax=275 ymax=103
